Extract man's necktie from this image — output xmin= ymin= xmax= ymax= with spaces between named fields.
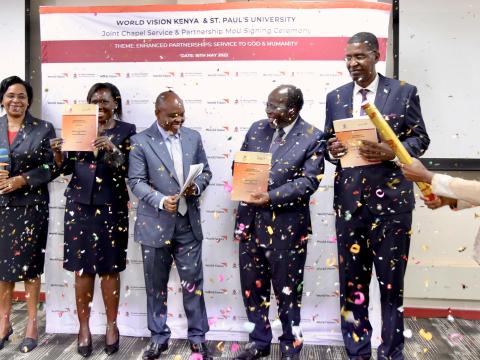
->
xmin=269 ymin=128 xmax=285 ymax=154
xmin=359 ymin=88 xmax=369 ymax=116
xmin=168 ymin=134 xmax=187 ymax=215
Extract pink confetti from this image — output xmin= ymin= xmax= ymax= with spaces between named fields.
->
xmin=218 ymin=274 xmax=225 ymax=282
xmin=189 ymin=353 xmax=203 ymax=360
xmin=448 ymin=333 xmax=464 ymax=345
xmin=375 ymin=189 xmax=385 ymax=198
xmin=231 ymin=343 xmax=240 ymax=352
xmin=353 ymin=291 xmax=365 ymax=305
xmin=223 ymin=181 xmax=233 ymax=193
xmin=208 ymin=317 xmax=218 ymax=326
xmin=329 ymin=236 xmax=337 ymax=243
xmin=238 ymin=223 xmax=245 ymax=231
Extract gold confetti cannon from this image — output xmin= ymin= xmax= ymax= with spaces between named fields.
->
xmin=361 ymin=101 xmax=435 ymax=200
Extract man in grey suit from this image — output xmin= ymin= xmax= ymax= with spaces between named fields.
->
xmin=128 ymin=91 xmax=212 ymax=360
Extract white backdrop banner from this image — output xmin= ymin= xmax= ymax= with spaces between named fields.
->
xmin=40 ymin=1 xmax=391 ymax=345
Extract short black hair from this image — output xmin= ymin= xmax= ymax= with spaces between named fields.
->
xmin=348 ymin=32 xmax=379 ymax=52
xmin=274 ymin=84 xmax=304 ymax=112
xmin=0 ymin=75 xmax=33 ymax=109
xmin=86 ymin=82 xmax=123 ymax=119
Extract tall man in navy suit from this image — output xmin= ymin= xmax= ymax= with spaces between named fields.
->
xmin=128 ymin=91 xmax=212 ymax=360
xmin=234 ymin=85 xmax=325 ymax=360
xmin=324 ymin=32 xmax=430 ymax=359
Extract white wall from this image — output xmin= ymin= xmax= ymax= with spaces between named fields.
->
xmin=0 ymin=1 xmax=25 ymax=82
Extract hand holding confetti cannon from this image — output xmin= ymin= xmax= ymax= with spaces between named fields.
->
xmin=361 ymin=101 xmax=435 ymax=200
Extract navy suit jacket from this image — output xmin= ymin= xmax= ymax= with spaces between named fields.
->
xmin=61 ymin=120 xmax=136 ymax=206
xmin=0 ymin=113 xmax=56 ymax=207
xmin=324 ymin=73 xmax=430 ymax=216
xmin=235 ymin=117 xmax=325 ymax=250
xmin=128 ymin=123 xmax=212 ymax=248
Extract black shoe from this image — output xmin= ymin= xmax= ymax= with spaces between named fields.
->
xmin=234 ymin=342 xmax=270 ymax=360
xmin=77 ymin=334 xmax=92 ymax=357
xmin=18 ymin=337 xmax=38 ymax=353
xmin=142 ymin=342 xmax=168 ymax=360
xmin=190 ymin=342 xmax=213 ymax=360
xmin=281 ymin=353 xmax=300 ymax=360
xmin=0 ymin=328 xmax=13 ymax=350
xmin=104 ymin=327 xmax=120 ymax=355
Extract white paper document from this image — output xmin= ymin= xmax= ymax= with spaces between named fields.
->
xmin=180 ymin=163 xmax=204 ymax=195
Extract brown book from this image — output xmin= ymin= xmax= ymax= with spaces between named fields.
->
xmin=333 ymin=117 xmax=379 ymax=168
xmin=231 ymin=151 xmax=272 ymax=201
xmin=62 ymin=104 xmax=98 ymax=152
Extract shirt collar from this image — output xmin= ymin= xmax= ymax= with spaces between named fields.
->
xmin=353 ymin=72 xmax=379 ymax=96
xmin=278 ymin=115 xmax=298 ymax=136
xmin=156 ymin=121 xmax=180 ymax=141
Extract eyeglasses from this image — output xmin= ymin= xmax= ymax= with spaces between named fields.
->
xmin=265 ymin=102 xmax=288 ymax=111
xmin=4 ymin=93 xmax=28 ymax=101
xmin=344 ymin=51 xmax=376 ymax=63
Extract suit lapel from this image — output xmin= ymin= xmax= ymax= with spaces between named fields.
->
xmin=10 ymin=112 xmax=35 ymax=152
xmin=258 ymin=121 xmax=275 ymax=153
xmin=145 ymin=122 xmax=179 ymax=185
xmin=336 ymin=83 xmax=355 ymax=119
xmin=0 ymin=116 xmax=9 ymax=153
xmin=374 ymin=74 xmax=391 ymax=114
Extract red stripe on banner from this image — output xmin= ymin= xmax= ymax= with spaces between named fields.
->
xmin=39 ymin=2 xmax=391 ymax=14
xmin=42 ymin=37 xmax=387 ymax=63
xmin=405 ymin=307 xmax=480 ymax=320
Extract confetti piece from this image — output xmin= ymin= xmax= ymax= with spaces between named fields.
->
xmin=267 ymin=226 xmax=273 ymax=235
xmin=447 ymin=314 xmax=454 ymax=322
xmin=218 ymin=274 xmax=225 ymax=282
xmin=375 ymin=189 xmax=384 ymax=198
xmin=448 ymin=332 xmax=463 ymax=344
xmin=243 ymin=321 xmax=255 ymax=333
xmin=216 ymin=341 xmax=225 ymax=352
xmin=457 ymin=246 xmax=466 ymax=252
xmin=272 ymin=318 xmax=282 ymax=328
xmin=403 ymin=329 xmax=412 ymax=338
xmin=353 ymin=291 xmax=365 ymax=305
xmin=352 ymin=332 xmax=360 ymax=343
xmin=282 ymin=286 xmax=292 ymax=295
xmin=223 ymin=181 xmax=233 ymax=193
xmin=189 ymin=354 xmax=203 ymax=360
xmin=419 ymin=328 xmax=433 ymax=341
xmin=231 ymin=343 xmax=240 ymax=353
xmin=350 ymin=244 xmax=360 ymax=254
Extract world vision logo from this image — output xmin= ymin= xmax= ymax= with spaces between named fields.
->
xmin=262 ymin=70 xmax=287 ymax=77
xmin=204 ymin=261 xmax=228 ymax=268
xmin=206 ymin=99 xmax=230 ymax=105
xmin=47 ymin=73 xmax=69 ymax=79
xmin=205 ymin=235 xmax=228 ymax=242
xmin=207 ymin=71 xmax=230 ymax=77
xmin=153 ymin=71 xmax=175 ymax=78
xmin=99 ymin=73 xmax=122 ymax=78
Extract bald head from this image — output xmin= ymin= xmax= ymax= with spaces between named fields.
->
xmin=155 ymin=91 xmax=185 ymax=134
xmin=265 ymin=84 xmax=303 ymax=129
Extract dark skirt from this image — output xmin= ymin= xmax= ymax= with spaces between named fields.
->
xmin=0 ymin=205 xmax=49 ymax=282
xmin=63 ymin=199 xmax=129 ymax=275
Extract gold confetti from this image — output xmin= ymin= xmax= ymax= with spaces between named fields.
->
xmin=419 ymin=328 xmax=433 ymax=341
